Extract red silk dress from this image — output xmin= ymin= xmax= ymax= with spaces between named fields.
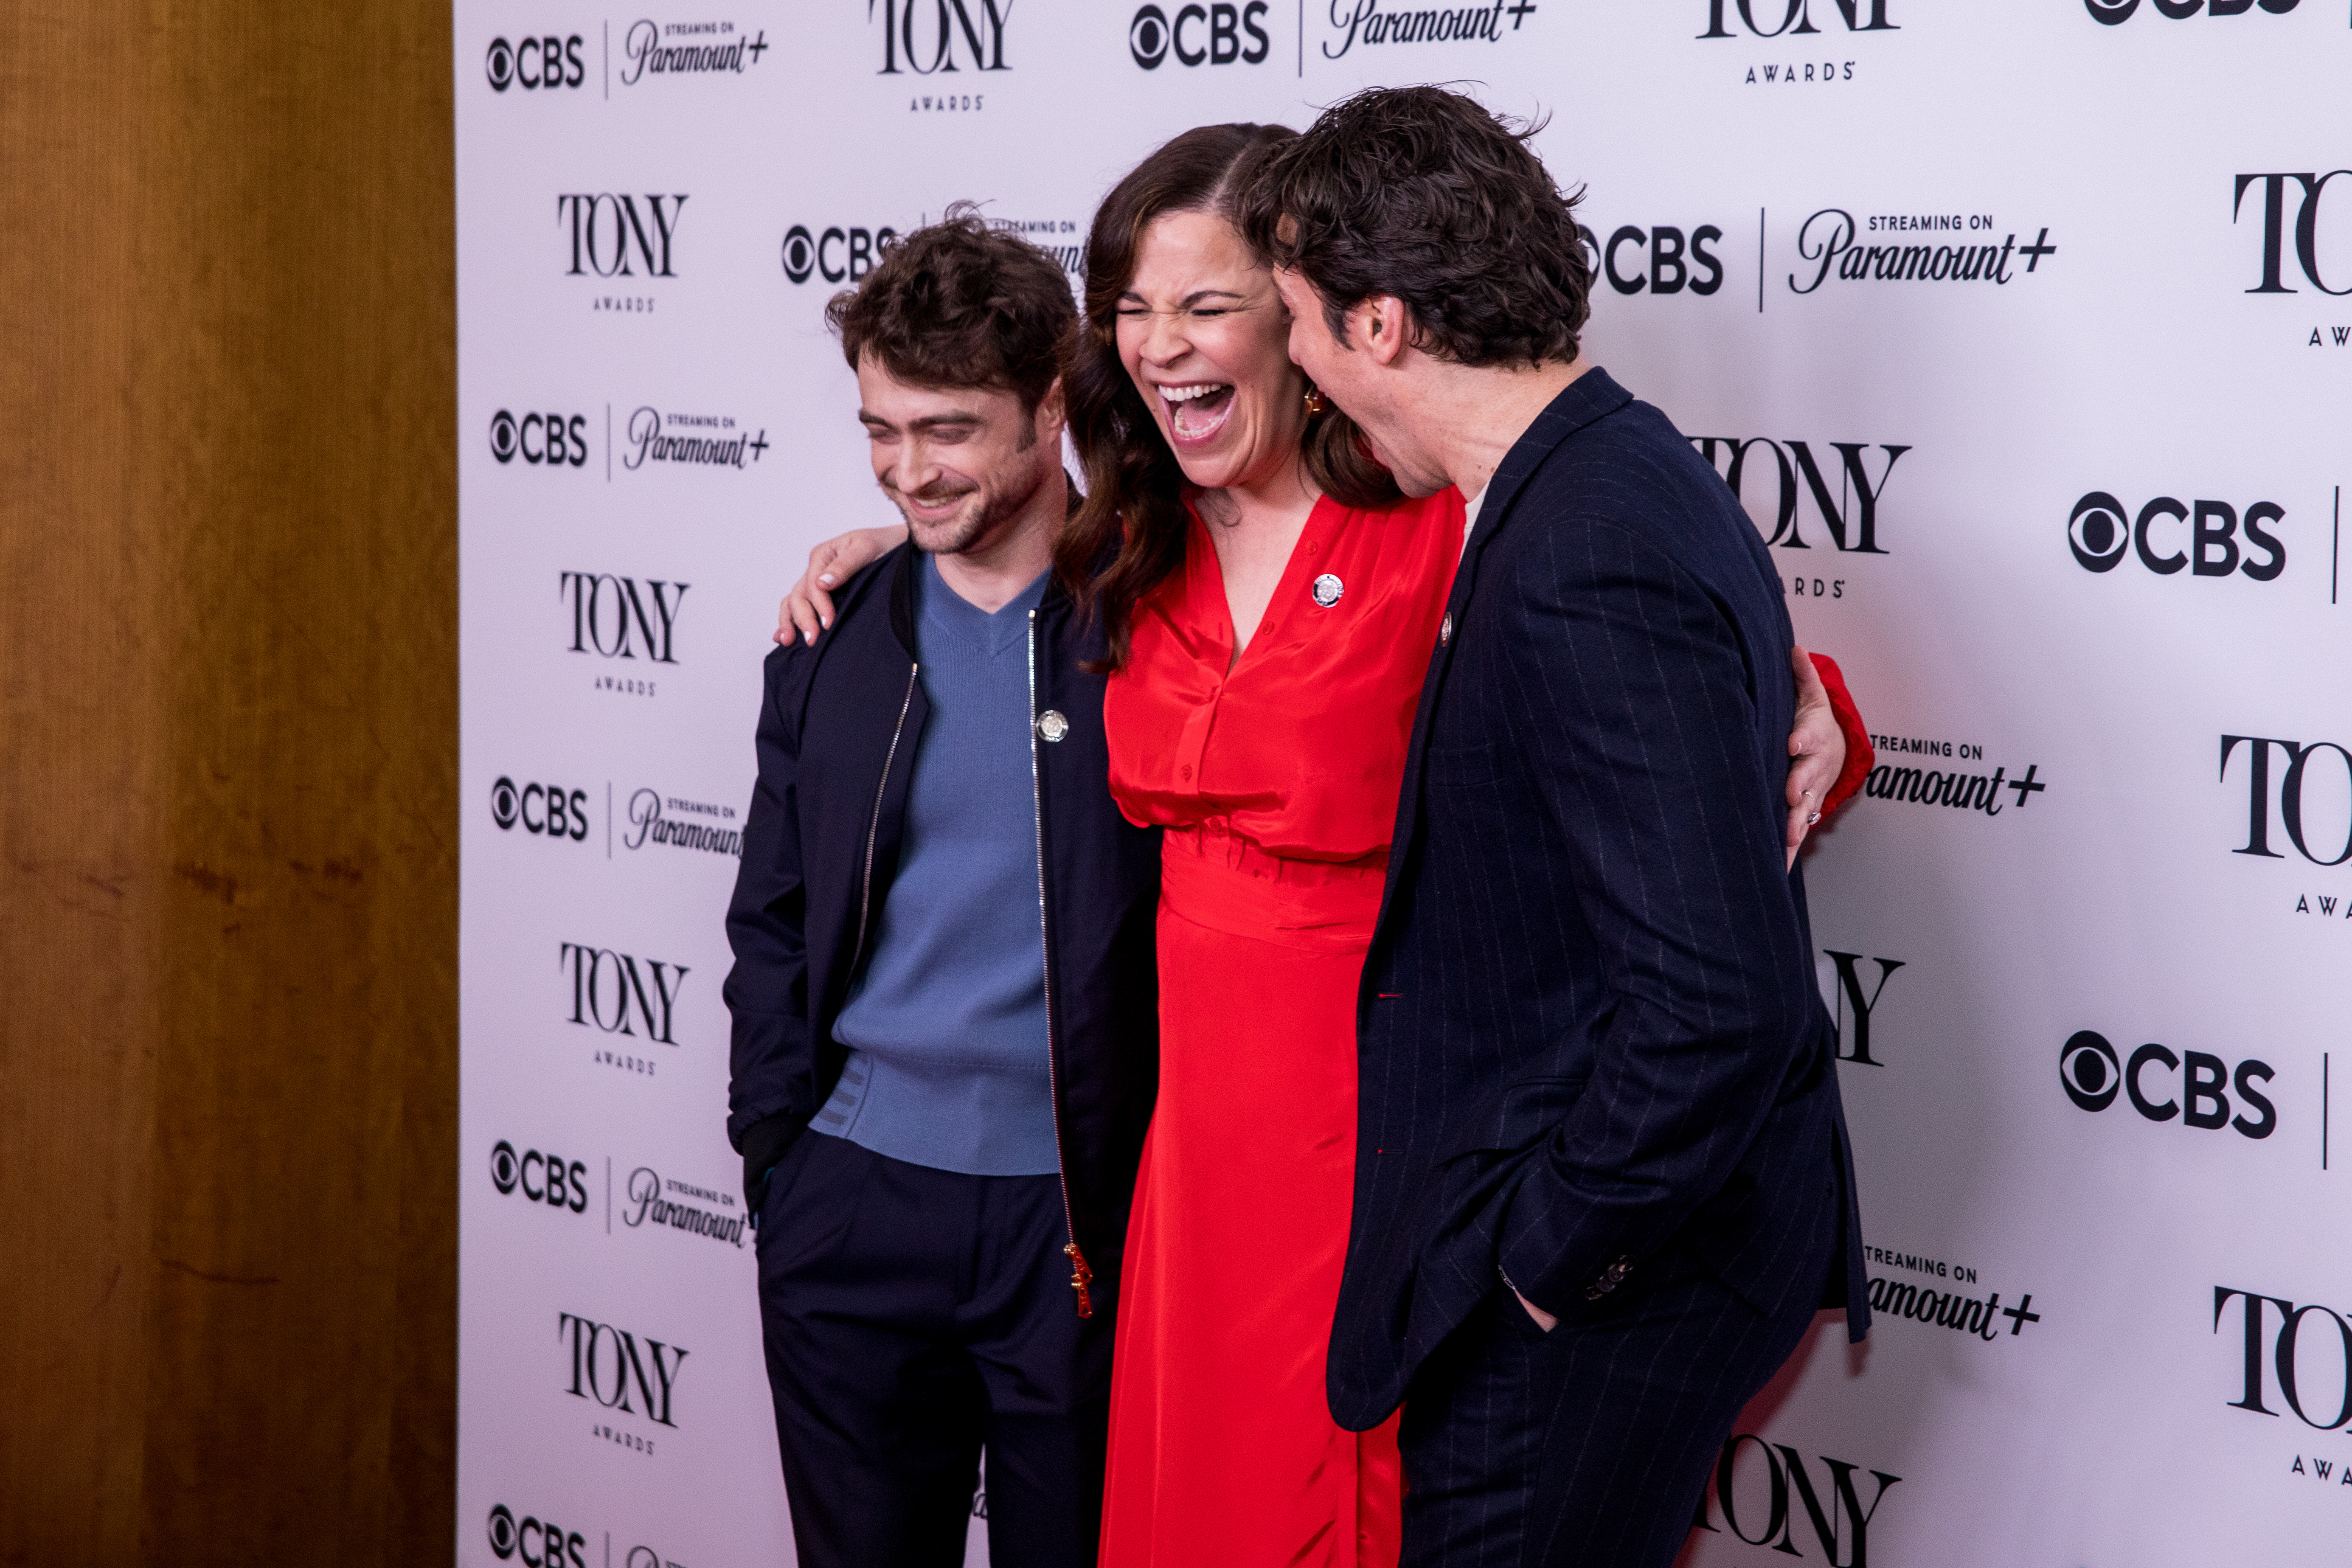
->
xmin=1097 ymin=489 xmax=1463 ymax=1568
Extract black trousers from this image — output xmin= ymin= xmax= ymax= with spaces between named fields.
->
xmin=1397 ymin=1249 xmax=1827 ymax=1568
xmin=754 ymin=1132 xmax=1114 ymax=1568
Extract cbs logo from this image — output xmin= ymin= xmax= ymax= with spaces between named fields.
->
xmin=491 ymin=1140 xmax=589 ymax=1213
xmin=2086 ymin=0 xmax=2297 ymax=23
xmin=2060 ymin=1029 xmax=2276 ymax=1138
xmin=487 ymin=1503 xmax=587 ymax=1568
xmin=2067 ymin=492 xmax=2285 ymax=580
xmin=486 ymin=35 xmax=587 ymax=91
xmin=1128 ymin=2 xmax=1271 ymax=67
xmin=491 ymin=410 xmax=590 ymax=468
xmin=492 ymin=777 xmax=590 ymax=841
xmin=1592 ymin=225 xmax=1727 ymax=297
xmin=781 ymin=225 xmax=900 ymax=285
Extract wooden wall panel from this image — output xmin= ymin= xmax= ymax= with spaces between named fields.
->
xmin=0 ymin=1 xmax=457 ymax=1561
xmin=0 ymin=6 xmax=161 ymax=1559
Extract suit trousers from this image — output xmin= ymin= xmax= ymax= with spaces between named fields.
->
xmin=755 ymin=1131 xmax=1114 ymax=1568
xmin=1397 ymin=1248 xmax=1826 ymax=1568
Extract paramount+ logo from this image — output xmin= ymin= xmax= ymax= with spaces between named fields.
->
xmin=2068 ymin=492 xmax=2286 ymax=580
xmin=624 ymin=406 xmax=767 ymax=471
xmin=1129 ymin=2 xmax=1272 ymax=66
xmin=1856 ymin=734 xmax=2046 ymax=819
xmin=486 ymin=34 xmax=586 ymax=91
xmin=1864 ymin=1250 xmax=2044 ymax=1346
xmin=1321 ymin=0 xmax=1536 ymax=61
xmin=620 ymin=20 xmax=769 ymax=83
xmin=624 ymin=789 xmax=743 ymax=860
xmin=1790 ymin=210 xmax=2054 ymax=295
xmin=624 ymin=1166 xmax=747 ymax=1248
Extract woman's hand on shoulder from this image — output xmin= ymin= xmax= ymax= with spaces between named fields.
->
xmin=776 ymin=524 xmax=908 ymax=645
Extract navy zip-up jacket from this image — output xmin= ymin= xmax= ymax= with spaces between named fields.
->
xmin=723 ymin=540 xmax=1162 ymax=1296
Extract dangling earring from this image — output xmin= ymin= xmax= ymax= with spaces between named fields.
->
xmin=1303 ymin=384 xmax=1327 ymax=416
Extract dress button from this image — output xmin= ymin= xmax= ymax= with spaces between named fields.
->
xmin=1178 ymin=764 xmax=1193 ymax=781
xmin=1035 ymin=709 xmax=1069 ymax=742
xmin=1439 ymin=612 xmax=1453 ymax=647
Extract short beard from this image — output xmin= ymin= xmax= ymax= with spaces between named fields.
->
xmin=892 ymin=449 xmax=1050 ymax=558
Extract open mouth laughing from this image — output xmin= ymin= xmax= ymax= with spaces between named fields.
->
xmin=1157 ymin=381 xmax=1235 ymax=445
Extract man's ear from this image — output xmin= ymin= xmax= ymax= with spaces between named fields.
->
xmin=1034 ymin=376 xmax=1068 ymax=444
xmin=1358 ymin=296 xmax=1409 ymax=368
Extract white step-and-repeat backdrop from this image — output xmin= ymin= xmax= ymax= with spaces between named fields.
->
xmin=455 ymin=3 xmax=2352 ymax=1563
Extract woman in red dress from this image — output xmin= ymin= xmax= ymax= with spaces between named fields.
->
xmin=776 ymin=124 xmax=1868 ymax=1567
xmin=1061 ymin=126 xmax=1863 ymax=1567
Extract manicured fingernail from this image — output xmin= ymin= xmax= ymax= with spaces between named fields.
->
xmin=818 ymin=574 xmax=835 ymax=586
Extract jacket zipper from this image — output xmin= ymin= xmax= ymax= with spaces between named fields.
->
xmin=851 ymin=660 xmax=920 ymax=978
xmin=1028 ymin=608 xmax=1093 ymax=1318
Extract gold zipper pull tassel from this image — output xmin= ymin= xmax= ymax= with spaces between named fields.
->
xmin=1064 ymin=1242 xmax=1095 ymax=1320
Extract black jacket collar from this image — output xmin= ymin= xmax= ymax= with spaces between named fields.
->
xmin=1366 ymin=367 xmax=1634 ymax=958
xmin=1457 ymin=366 xmax=1633 ymax=578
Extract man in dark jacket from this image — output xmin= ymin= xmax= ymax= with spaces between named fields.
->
xmin=723 ymin=210 xmax=1158 ymax=1568
xmin=1246 ymin=90 xmax=1870 ymax=1568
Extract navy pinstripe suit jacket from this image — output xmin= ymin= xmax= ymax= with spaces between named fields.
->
xmin=1327 ymin=369 xmax=1869 ymax=1433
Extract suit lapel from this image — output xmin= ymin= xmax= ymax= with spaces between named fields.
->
xmin=1365 ymin=369 xmax=1637 ymax=960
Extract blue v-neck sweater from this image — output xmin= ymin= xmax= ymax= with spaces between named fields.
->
xmin=815 ymin=556 xmax=1060 ymax=1177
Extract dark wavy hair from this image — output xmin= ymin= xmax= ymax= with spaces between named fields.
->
xmin=1055 ymin=124 xmax=1400 ymax=671
xmin=1236 ymin=86 xmax=1591 ymax=368
xmin=824 ymin=200 xmax=1074 ymax=422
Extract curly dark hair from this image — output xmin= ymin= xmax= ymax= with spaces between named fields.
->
xmin=1054 ymin=124 xmax=1401 ymax=671
xmin=1236 ymin=86 xmax=1591 ymax=368
xmin=824 ymin=200 xmax=1075 ymax=421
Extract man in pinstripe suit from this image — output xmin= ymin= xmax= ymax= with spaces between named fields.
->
xmin=1247 ymin=88 xmax=1871 ymax=1566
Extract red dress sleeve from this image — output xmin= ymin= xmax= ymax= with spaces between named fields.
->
xmin=1809 ymin=652 xmax=1872 ymax=823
